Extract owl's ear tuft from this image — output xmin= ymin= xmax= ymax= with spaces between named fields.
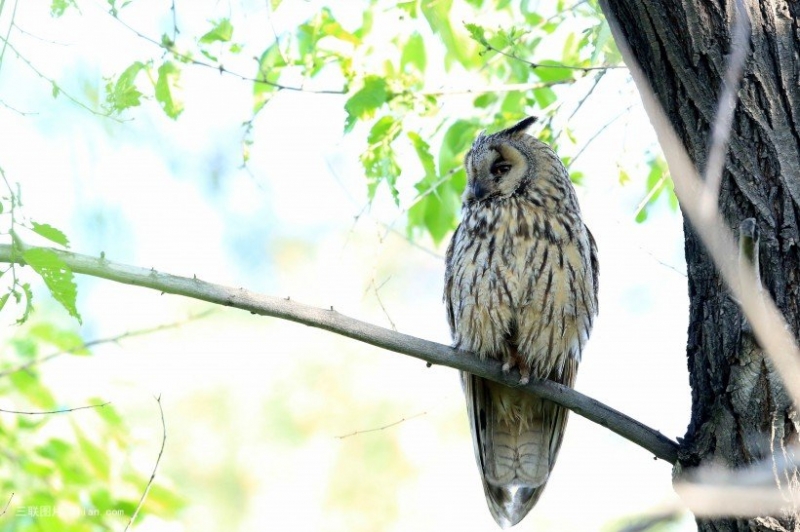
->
xmin=501 ymin=116 xmax=538 ymax=138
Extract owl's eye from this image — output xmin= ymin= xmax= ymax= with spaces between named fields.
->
xmin=491 ymin=161 xmax=512 ymax=180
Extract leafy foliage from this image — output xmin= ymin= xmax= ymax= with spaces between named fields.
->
xmin=80 ymin=0 xmax=626 ymax=242
xmin=0 ymin=321 xmax=185 ymax=530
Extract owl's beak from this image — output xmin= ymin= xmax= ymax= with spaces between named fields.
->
xmin=471 ymin=181 xmax=489 ymax=200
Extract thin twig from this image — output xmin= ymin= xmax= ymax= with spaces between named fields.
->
xmin=0 ymin=401 xmax=109 ymax=415
xmin=0 ymin=493 xmax=13 ymax=517
xmin=0 ymin=0 xmax=18 ymax=76
xmin=370 ymin=278 xmax=396 ymax=331
xmin=336 ymin=410 xmax=429 ymax=439
xmin=0 ymin=309 xmax=215 ymax=379
xmin=10 ymin=22 xmax=71 ymax=45
xmin=0 ymin=37 xmax=116 ymax=119
xmin=170 ymin=0 xmax=178 ymax=41
xmin=124 ymin=395 xmax=166 ymax=532
xmin=567 ymin=105 xmax=632 ymax=169
xmin=418 ymin=80 xmax=566 ymax=97
xmin=0 ymin=242 xmax=680 ymax=463
xmin=484 ymin=43 xmax=625 ymax=72
xmin=632 ymin=174 xmax=667 ymax=219
xmin=568 ymin=70 xmax=607 ymax=121
xmin=0 ymin=98 xmax=36 ymax=116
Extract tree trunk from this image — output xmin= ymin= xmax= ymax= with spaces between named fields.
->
xmin=598 ymin=1 xmax=800 ymax=530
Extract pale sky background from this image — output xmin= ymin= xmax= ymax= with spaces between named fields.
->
xmin=0 ymin=1 xmax=695 ymax=531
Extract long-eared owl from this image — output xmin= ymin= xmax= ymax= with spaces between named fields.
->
xmin=444 ymin=116 xmax=598 ymax=528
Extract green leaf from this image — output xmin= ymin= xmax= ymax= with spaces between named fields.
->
xmin=397 ymin=1 xmax=418 ymax=17
xmin=199 ymin=49 xmax=219 ymax=62
xmin=50 ymin=0 xmax=77 ymax=17
xmin=17 ymin=282 xmax=34 ymax=324
xmin=29 ymin=323 xmax=88 ymax=355
xmin=254 ymin=43 xmax=287 ymax=114
xmin=361 ymin=116 xmax=402 ymax=203
xmin=92 ymin=400 xmax=124 ymax=427
xmin=407 ymin=177 xmax=459 ymax=245
xmin=439 ymin=119 xmax=480 ymax=176
xmin=401 ymin=32 xmax=426 ymax=74
xmin=199 ymin=18 xmax=233 ymax=44
xmin=10 ymin=371 xmax=57 ymax=409
xmin=422 ymin=0 xmax=476 ymax=69
xmin=316 ymin=8 xmax=360 ymax=45
xmin=22 ymin=248 xmax=82 ymax=323
xmin=270 ymin=0 xmax=283 ymax=10
xmin=344 ymin=76 xmax=389 ymax=133
xmin=667 ymin=179 xmax=679 ymax=210
xmin=104 ymin=61 xmax=146 ymax=114
xmin=532 ymin=86 xmax=557 ymax=108
xmin=30 ymin=221 xmax=70 ymax=248
xmin=473 ymin=93 xmax=497 ymax=108
xmin=533 ymin=60 xmax=575 ymax=83
xmin=154 ymin=61 xmax=184 ymax=119
xmin=464 ymin=23 xmax=488 ymax=47
xmin=140 ymin=483 xmax=186 ymax=517
xmin=619 ymin=168 xmax=631 ymax=185
xmin=36 ymin=439 xmax=71 ymax=461
xmin=407 ymin=132 xmax=436 ymax=179
xmin=75 ymin=427 xmax=110 ymax=481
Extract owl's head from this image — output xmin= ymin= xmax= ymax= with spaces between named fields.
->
xmin=463 ymin=116 xmax=545 ymax=204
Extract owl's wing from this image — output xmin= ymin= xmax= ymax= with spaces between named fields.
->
xmin=462 ymin=360 xmax=575 ymax=528
xmin=443 ymin=225 xmax=461 ymax=334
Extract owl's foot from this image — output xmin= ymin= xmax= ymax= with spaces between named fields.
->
xmin=502 ymin=349 xmax=531 ymax=385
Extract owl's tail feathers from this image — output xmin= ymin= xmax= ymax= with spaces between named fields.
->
xmin=462 ymin=372 xmax=569 ymax=529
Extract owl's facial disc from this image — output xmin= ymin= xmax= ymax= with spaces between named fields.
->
xmin=477 ymin=145 xmax=529 ymax=201
xmin=464 ymin=137 xmax=530 ymax=204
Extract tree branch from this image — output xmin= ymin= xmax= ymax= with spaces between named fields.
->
xmin=0 ymin=243 xmax=679 ymax=464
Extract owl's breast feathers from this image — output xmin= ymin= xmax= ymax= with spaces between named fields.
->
xmin=444 ymin=192 xmax=598 ymax=380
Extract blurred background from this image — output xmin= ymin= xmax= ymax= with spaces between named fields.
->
xmin=0 ymin=1 xmax=694 ymax=530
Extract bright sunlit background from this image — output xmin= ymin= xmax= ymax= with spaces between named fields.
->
xmin=0 ymin=1 xmax=694 ymax=531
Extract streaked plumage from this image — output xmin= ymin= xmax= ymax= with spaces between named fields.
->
xmin=444 ymin=117 xmax=598 ymax=528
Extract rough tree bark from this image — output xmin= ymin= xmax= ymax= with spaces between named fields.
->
xmin=598 ymin=1 xmax=800 ymax=530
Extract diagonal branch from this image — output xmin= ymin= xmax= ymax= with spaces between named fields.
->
xmin=0 ymin=243 xmax=679 ymax=464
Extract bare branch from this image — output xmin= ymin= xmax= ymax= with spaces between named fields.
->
xmin=124 ymin=395 xmax=167 ymax=532
xmin=0 ymin=401 xmax=110 ymax=415
xmin=0 ymin=243 xmax=680 ymax=463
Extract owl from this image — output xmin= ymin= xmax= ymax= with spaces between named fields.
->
xmin=444 ymin=117 xmax=598 ymax=528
